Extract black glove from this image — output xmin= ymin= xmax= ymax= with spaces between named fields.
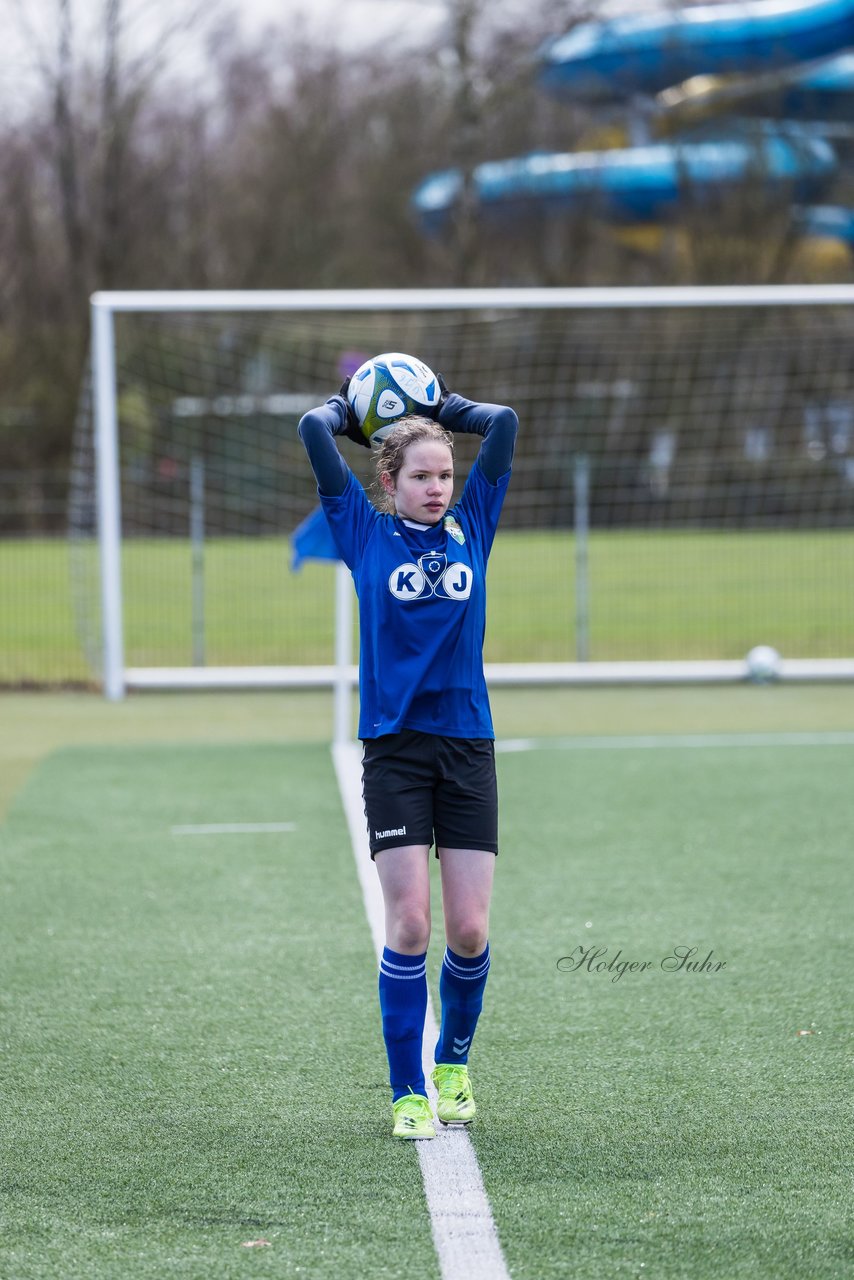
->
xmin=436 ymin=371 xmax=450 ymax=409
xmin=335 ymin=380 xmax=371 ymax=448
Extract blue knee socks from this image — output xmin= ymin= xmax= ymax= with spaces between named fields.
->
xmin=379 ymin=946 xmax=428 ymax=1102
xmin=434 ymin=943 xmax=491 ymax=1065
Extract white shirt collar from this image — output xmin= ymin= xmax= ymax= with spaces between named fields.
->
xmin=401 ymin=517 xmax=437 ymax=531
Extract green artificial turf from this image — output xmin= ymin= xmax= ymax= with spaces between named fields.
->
xmin=4 ymin=683 xmax=854 ymax=824
xmin=0 ymin=744 xmax=439 ymax=1280
xmin=471 ymin=740 xmax=854 ymax=1279
xmin=2 ymin=727 xmax=852 ymax=1277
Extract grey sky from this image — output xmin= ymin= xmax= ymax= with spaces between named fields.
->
xmin=235 ymin=0 xmax=640 ymax=50
xmin=2 ymin=0 xmax=639 ymax=114
xmin=1 ymin=0 xmax=493 ymax=109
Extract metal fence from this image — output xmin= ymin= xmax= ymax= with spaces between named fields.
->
xmin=0 ymin=472 xmax=92 ymax=686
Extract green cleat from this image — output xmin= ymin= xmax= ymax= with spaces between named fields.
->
xmin=431 ymin=1063 xmax=476 ymax=1125
xmin=392 ymin=1090 xmax=436 ymax=1139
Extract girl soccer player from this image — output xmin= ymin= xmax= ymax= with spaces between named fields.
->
xmin=299 ymin=377 xmax=517 ymax=1139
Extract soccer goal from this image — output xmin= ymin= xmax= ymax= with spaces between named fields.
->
xmin=71 ymin=286 xmax=854 ymax=726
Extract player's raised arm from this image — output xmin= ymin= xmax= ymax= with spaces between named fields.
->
xmin=297 ymin=393 xmax=369 ymax=497
xmin=438 ymin=393 xmax=518 ymax=483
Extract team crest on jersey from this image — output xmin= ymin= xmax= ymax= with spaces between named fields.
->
xmin=444 ymin=515 xmax=465 ymax=545
xmin=388 ymin=552 xmax=472 ymax=602
xmin=420 ymin=551 xmax=447 ymax=589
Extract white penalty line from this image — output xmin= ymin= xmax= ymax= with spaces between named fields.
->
xmin=495 ymin=730 xmax=854 ymax=754
xmin=170 ymin=822 xmax=297 ymax=835
xmin=332 ymin=742 xmax=510 ymax=1280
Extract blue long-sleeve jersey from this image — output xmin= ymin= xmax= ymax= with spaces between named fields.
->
xmin=298 ymin=396 xmax=518 ymax=739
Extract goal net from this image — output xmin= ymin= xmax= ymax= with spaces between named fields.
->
xmin=70 ymin=287 xmax=854 ymax=706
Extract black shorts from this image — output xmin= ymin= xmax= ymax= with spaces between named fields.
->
xmin=361 ymin=729 xmax=498 ymax=858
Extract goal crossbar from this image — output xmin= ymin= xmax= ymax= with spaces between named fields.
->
xmin=92 ymin=285 xmax=854 ymax=312
xmin=90 ymin=286 xmax=854 ymax=735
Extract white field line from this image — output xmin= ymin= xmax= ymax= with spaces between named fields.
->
xmin=170 ymin=822 xmax=297 ymax=835
xmin=495 ymin=731 xmax=854 ymax=754
xmin=331 ymin=742 xmax=510 ymax=1280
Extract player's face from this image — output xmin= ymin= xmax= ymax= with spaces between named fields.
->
xmin=385 ymin=442 xmax=454 ymax=524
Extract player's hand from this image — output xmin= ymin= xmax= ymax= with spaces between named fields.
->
xmin=334 ymin=381 xmax=371 ymax=448
xmin=436 ymin=372 xmax=450 ymax=408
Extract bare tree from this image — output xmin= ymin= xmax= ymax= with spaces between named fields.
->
xmin=53 ymin=0 xmax=88 ymax=308
xmin=0 ymin=0 xmax=850 ymax=478
xmin=0 ymin=0 xmax=228 ymax=470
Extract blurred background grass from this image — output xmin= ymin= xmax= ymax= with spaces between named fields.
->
xmin=3 ymin=528 xmax=854 ymax=685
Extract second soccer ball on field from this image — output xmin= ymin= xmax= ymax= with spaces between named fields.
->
xmin=745 ymin=645 xmax=782 ymax=683
xmin=347 ymin=352 xmax=442 ymax=448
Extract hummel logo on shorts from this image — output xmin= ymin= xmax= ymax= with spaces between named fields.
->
xmin=375 ymin=826 xmax=406 ymax=840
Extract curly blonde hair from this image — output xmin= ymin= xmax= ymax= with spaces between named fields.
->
xmin=374 ymin=417 xmax=454 ymax=514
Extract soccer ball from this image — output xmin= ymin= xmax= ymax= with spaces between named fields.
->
xmin=745 ymin=645 xmax=781 ymax=683
xmin=346 ymin=352 xmax=441 ymax=448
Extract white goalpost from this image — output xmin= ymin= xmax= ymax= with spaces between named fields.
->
xmin=79 ymin=286 xmax=854 ymax=735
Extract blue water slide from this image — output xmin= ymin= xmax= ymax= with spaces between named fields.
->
xmin=539 ymin=0 xmax=854 ymax=102
xmin=761 ymin=50 xmax=854 ymax=117
xmin=655 ymin=51 xmax=854 ymax=129
xmin=413 ymin=128 xmax=837 ymax=229
xmin=795 ymin=203 xmax=854 ymax=240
